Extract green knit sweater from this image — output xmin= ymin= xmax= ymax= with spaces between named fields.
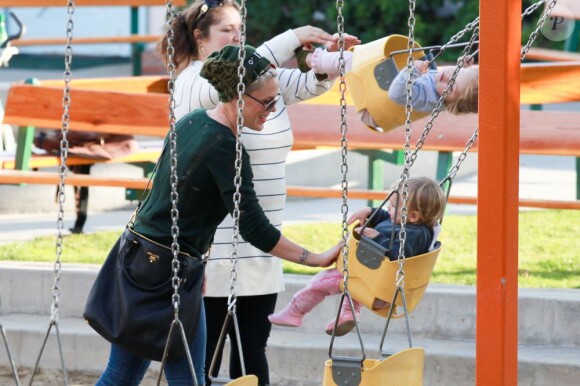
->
xmin=134 ymin=110 xmax=281 ymax=257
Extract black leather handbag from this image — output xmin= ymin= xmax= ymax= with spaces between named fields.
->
xmin=83 ymin=227 xmax=204 ymax=362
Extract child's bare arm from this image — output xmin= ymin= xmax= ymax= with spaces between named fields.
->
xmin=356 ymin=226 xmax=380 ymax=239
xmin=347 ymin=207 xmax=372 ymax=226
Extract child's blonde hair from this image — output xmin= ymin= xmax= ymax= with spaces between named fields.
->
xmin=394 ymin=176 xmax=446 ymax=228
xmin=445 ymin=67 xmax=479 ymax=114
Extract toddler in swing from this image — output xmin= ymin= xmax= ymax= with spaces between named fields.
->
xmin=269 ymin=176 xmax=447 ymax=336
xmin=298 ymin=38 xmax=479 ymax=127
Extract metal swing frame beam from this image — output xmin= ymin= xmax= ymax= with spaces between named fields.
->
xmin=477 ymin=0 xmax=520 ymax=385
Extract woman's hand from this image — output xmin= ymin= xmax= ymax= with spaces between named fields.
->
xmin=314 ymin=242 xmax=343 ymax=268
xmin=326 ymin=33 xmax=361 ymax=52
xmin=293 ymin=26 xmax=333 ymax=46
xmin=347 ymin=207 xmax=372 ymax=226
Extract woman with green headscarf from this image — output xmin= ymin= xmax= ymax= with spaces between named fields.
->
xmin=95 ymin=44 xmax=341 ymax=386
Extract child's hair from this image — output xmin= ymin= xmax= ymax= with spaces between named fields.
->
xmin=395 ymin=176 xmax=446 ymax=228
xmin=445 ymin=66 xmax=479 ymax=114
xmin=157 ymin=0 xmax=240 ymax=70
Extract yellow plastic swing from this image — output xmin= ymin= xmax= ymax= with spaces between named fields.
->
xmin=212 ymin=375 xmax=258 ymax=386
xmin=336 ymin=227 xmax=441 ymax=319
xmin=322 ymin=348 xmax=425 ymax=386
xmin=345 ymin=34 xmax=431 ymax=133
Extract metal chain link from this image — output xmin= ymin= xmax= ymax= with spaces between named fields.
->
xmin=406 ymin=27 xmax=479 ymax=173
xmin=395 ymin=0 xmax=417 ymax=286
xmin=522 ymin=0 xmax=549 ymax=19
xmin=163 ymin=0 xmax=182 ymax=316
xmin=390 ymin=0 xmax=551 ymax=282
xmin=440 ymin=0 xmax=554 ymax=184
xmin=335 ymin=0 xmax=351 ymax=295
xmin=229 ymin=0 xmax=247 ymax=310
xmin=446 ymin=129 xmax=479 ymax=182
xmin=30 ymin=4 xmax=75 ymax=385
xmin=51 ymin=0 xmax=74 ymax=325
xmin=521 ymin=0 xmax=559 ymax=60
xmin=432 ymin=0 xmax=549 ymax=62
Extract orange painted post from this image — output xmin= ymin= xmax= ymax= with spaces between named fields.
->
xmin=477 ymin=0 xmax=521 ymax=385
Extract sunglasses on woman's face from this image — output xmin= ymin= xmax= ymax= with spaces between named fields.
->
xmin=244 ymin=93 xmax=281 ymax=112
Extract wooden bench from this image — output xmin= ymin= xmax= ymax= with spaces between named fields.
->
xmin=3 ymin=77 xmax=166 ymax=199
xmin=1 ymin=62 xmax=579 ymax=211
xmin=0 ymin=0 xmax=187 ymax=75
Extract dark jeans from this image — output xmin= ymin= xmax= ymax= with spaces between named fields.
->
xmin=204 ymin=293 xmax=277 ymax=386
xmin=96 ymin=305 xmax=206 ymax=386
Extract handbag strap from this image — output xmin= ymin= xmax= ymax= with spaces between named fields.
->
xmin=127 ymin=139 xmax=169 ymax=228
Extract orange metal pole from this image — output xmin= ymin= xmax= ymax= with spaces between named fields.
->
xmin=477 ymin=0 xmax=520 ymax=385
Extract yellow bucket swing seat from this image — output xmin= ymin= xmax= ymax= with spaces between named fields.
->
xmin=345 ymin=34 xmax=431 ymax=133
xmin=321 ymin=233 xmax=437 ymax=386
xmin=322 ymin=347 xmax=425 ymax=386
xmin=322 ymin=239 xmax=431 ymax=386
xmin=323 ymin=193 xmax=442 ymax=386
xmin=219 ymin=376 xmax=259 ymax=386
xmin=336 ymin=228 xmax=441 ymax=319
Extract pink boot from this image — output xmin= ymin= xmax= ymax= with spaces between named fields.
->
xmin=325 ymin=298 xmax=362 ymax=336
xmin=269 ymin=269 xmax=343 ymax=328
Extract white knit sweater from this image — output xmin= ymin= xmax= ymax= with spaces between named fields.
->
xmin=173 ymin=30 xmax=335 ymax=297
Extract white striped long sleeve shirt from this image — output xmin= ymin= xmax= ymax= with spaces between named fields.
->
xmin=174 ymin=30 xmax=335 ymax=297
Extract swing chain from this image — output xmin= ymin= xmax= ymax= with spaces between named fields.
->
xmin=436 ymin=0 xmax=550 ymax=62
xmin=406 ymin=26 xmax=480 ymax=174
xmin=442 ymin=0 xmax=554 ymax=185
xmin=229 ymin=0 xmax=248 ymax=307
xmin=328 ymin=0 xmax=366 ymax=363
xmin=396 ymin=0 xmax=418 ymax=284
xmin=445 ymin=128 xmax=479 ymax=183
xmin=522 ymin=0 xmax=549 ymax=19
xmin=163 ymin=0 xmax=182 ymax=314
xmin=51 ymin=0 xmax=75 ymax=323
xmin=521 ymin=0 xmax=558 ymax=61
xmin=441 ymin=0 xmax=555 ymax=184
xmin=336 ymin=0 xmax=350 ymax=289
xmin=430 ymin=16 xmax=479 ymax=63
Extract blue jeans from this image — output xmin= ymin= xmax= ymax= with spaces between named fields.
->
xmin=96 ymin=305 xmax=206 ymax=386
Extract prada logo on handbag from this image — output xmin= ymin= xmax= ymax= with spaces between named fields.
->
xmin=147 ymin=251 xmax=160 ymax=263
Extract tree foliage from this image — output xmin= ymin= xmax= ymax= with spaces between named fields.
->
xmin=245 ymin=0 xmax=553 ymax=58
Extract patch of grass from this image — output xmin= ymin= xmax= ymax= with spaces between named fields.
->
xmin=282 ymin=210 xmax=580 ymax=289
xmin=0 ymin=230 xmax=122 ymax=264
xmin=0 ymin=210 xmax=578 ymax=288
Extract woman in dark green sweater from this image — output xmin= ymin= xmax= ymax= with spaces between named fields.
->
xmin=96 ymin=45 xmax=341 ymax=386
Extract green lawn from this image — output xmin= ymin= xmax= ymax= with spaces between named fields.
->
xmin=0 ymin=210 xmax=578 ymax=288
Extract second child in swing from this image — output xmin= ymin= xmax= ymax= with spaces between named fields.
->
xmin=268 ymin=176 xmax=446 ymax=336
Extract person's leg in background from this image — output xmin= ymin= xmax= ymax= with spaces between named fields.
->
xmin=204 ymin=296 xmax=229 ymax=385
xmin=70 ymin=164 xmax=91 ymax=234
xmin=228 ymin=293 xmax=277 ymax=386
xmin=96 ymin=343 xmax=150 ymax=386
xmin=164 ymin=304 xmax=207 ymax=385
